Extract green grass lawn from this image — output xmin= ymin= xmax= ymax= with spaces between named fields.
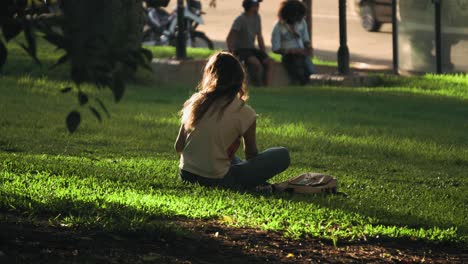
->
xmin=1 ymin=40 xmax=467 ymax=247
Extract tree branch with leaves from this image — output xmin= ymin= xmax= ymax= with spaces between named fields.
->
xmin=0 ymin=0 xmax=153 ymax=133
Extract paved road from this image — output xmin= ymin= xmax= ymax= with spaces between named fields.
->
xmin=177 ymin=0 xmax=394 ymax=67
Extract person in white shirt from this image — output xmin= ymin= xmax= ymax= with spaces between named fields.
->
xmin=175 ymin=52 xmax=290 ymax=189
xmin=271 ymin=0 xmax=313 ymax=85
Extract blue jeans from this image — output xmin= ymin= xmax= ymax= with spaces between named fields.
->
xmin=180 ymin=147 xmax=290 ymax=189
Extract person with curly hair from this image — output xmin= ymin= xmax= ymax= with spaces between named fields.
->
xmin=271 ymin=0 xmax=313 ymax=85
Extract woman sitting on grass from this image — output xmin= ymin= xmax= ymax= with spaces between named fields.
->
xmin=175 ymin=51 xmax=290 ymax=189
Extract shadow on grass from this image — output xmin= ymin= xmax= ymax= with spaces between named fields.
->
xmin=1 ymin=41 xmax=70 ymax=82
xmin=0 ymin=208 xmax=271 ymax=263
xmin=1 ymin=190 xmax=466 ymax=264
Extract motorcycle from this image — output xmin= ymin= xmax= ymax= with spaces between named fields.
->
xmin=142 ymin=0 xmax=214 ymax=49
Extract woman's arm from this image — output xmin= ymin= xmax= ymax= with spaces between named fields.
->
xmin=174 ymin=124 xmax=186 ymax=154
xmin=303 ymin=42 xmax=313 ymax=56
xmin=243 ymin=120 xmax=258 ymax=160
xmin=301 ymin=19 xmax=312 ymax=56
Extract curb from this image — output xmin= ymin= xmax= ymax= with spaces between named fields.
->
xmin=150 ymin=58 xmax=392 ymax=88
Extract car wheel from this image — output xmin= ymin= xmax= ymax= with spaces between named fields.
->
xmin=360 ymin=2 xmax=381 ymax=32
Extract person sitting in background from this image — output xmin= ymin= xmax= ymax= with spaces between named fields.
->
xmin=271 ymin=0 xmax=313 ymax=85
xmin=226 ymin=0 xmax=273 ymax=87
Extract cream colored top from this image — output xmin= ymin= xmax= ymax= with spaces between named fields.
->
xmin=180 ymin=97 xmax=257 ymax=179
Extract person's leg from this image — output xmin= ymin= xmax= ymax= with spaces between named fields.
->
xmin=252 ymin=49 xmax=272 ymax=87
xmin=233 ymin=49 xmax=248 ymax=64
xmin=297 ymin=55 xmax=309 ymax=85
xmin=235 ymin=49 xmax=262 ymax=86
xmin=282 ymin=55 xmax=308 ymax=85
xmin=231 ymin=156 xmax=243 ymax=165
xmin=246 ymin=55 xmax=264 ymax=86
xmin=180 ymin=170 xmax=222 ymax=187
xmin=262 ymin=58 xmax=274 ymax=87
xmin=282 ymin=54 xmax=299 ymax=84
xmin=223 ymin=147 xmax=290 ymax=188
xmin=305 ymin=56 xmax=315 ymax=75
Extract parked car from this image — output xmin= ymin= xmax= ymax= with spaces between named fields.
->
xmin=354 ymin=0 xmax=392 ymax=32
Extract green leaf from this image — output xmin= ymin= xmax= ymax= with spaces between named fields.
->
xmin=138 ymin=49 xmax=153 ymax=72
xmin=42 ymin=30 xmax=66 ymax=49
xmin=60 ymin=87 xmax=72 ymax=93
xmin=0 ymin=41 xmax=7 ymax=71
xmin=22 ymin=21 xmax=40 ymax=65
xmin=1 ymin=18 xmax=23 ymax=42
xmin=88 ymin=106 xmax=102 ymax=123
xmin=95 ymin=98 xmax=110 ymax=118
xmin=78 ymin=91 xmax=88 ymax=106
xmin=140 ymin=60 xmax=153 ymax=72
xmin=121 ymin=55 xmax=138 ymax=72
xmin=50 ymin=54 xmax=69 ymax=69
xmin=66 ymin=111 xmax=81 ymax=133
xmin=71 ymin=67 xmax=85 ymax=85
xmin=95 ymin=75 xmax=112 ymax=89
xmin=140 ymin=48 xmax=153 ymax=61
xmin=111 ymin=75 xmax=125 ymax=102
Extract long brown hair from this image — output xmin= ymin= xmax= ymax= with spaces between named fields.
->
xmin=181 ymin=52 xmax=248 ymax=132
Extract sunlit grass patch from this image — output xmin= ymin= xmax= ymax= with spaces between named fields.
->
xmin=368 ymin=73 xmax=468 ymax=100
xmin=145 ymin=45 xmax=216 ymax=60
xmin=0 ymin=153 xmax=460 ymax=243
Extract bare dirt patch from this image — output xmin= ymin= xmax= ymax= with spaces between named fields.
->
xmin=1 ymin=212 xmax=466 ymax=263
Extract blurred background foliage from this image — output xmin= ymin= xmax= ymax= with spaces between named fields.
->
xmin=0 ymin=0 xmax=152 ymax=132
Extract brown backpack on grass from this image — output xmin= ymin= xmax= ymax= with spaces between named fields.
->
xmin=274 ymin=172 xmax=338 ymax=194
